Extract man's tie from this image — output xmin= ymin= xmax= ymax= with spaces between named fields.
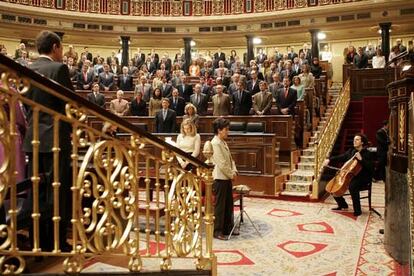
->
xmin=84 ymin=72 xmax=87 ymax=82
xmin=284 ymin=88 xmax=289 ymax=98
xmin=196 ymin=94 xmax=200 ymax=105
xmin=163 ymin=110 xmax=167 ymax=120
xmin=239 ymin=91 xmax=242 ymax=102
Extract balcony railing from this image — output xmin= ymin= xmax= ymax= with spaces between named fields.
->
xmin=0 ymin=53 xmax=216 ymax=275
xmin=1 ymin=0 xmax=366 ymax=17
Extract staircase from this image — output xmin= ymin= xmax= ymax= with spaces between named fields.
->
xmin=281 ymin=83 xmax=342 ymax=198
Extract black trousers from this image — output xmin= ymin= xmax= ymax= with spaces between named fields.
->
xmin=375 ymin=153 xmax=387 ymax=181
xmin=213 ymin=179 xmax=234 ymax=236
xmin=334 ymin=176 xmax=369 ymax=214
xmin=27 ymin=150 xmax=71 ymax=250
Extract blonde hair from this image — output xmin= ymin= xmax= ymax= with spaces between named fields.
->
xmin=184 ymin=103 xmax=197 ymax=115
xmin=180 ymin=118 xmax=197 ymax=137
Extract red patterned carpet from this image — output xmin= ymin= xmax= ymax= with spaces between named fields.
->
xmin=81 ymin=181 xmax=409 ymax=275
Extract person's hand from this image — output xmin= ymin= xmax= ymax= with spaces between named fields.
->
xmin=355 ymin=152 xmax=362 ymax=160
xmin=281 ymin=108 xmax=289 ymax=115
xmin=323 ymin=159 xmax=330 ymax=167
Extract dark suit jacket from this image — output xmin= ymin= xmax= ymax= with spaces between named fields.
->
xmin=98 ymin=72 xmax=114 ymax=90
xmin=280 ymin=70 xmax=295 ymax=82
xmin=353 ymin=54 xmax=369 ymax=69
xmin=177 ymin=84 xmax=193 ymax=103
xmin=86 ymin=92 xmax=105 ymax=108
xmin=161 ymin=83 xmax=173 ymax=98
xmin=232 ymin=90 xmax=252 ymax=115
xmin=134 ymin=53 xmax=145 ymax=68
xmin=118 ymin=74 xmax=133 ymax=91
xmin=275 ymin=87 xmax=298 ymax=115
xmin=130 ymin=98 xmax=147 ymax=116
xmin=190 ymin=93 xmax=208 ymax=115
xmin=247 ymin=80 xmax=260 ymax=95
xmin=25 ymin=57 xmax=74 ymax=152
xmin=76 ymin=71 xmax=94 ymax=90
xmin=155 ymin=108 xmax=176 ymax=133
xmin=169 ymin=96 xmax=186 ymax=116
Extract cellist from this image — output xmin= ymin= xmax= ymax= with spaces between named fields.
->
xmin=323 ymin=133 xmax=374 ymax=216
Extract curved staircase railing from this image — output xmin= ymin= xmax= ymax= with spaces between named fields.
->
xmin=408 ymin=91 xmax=414 ymax=269
xmin=0 ymin=54 xmax=216 ymax=275
xmin=311 ymin=79 xmax=350 ymax=199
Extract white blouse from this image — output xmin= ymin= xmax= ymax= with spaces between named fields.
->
xmin=372 ymin=56 xmax=385 ymax=68
xmin=176 ymin=134 xmax=201 ymax=168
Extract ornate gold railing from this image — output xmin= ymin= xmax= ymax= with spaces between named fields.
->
xmin=1 ymin=0 xmax=366 ymax=17
xmin=312 ymin=79 xmax=350 ymax=199
xmin=408 ymin=91 xmax=414 ymax=270
xmin=0 ymin=54 xmax=215 ymax=275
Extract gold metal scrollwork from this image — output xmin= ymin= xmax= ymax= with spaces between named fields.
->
xmin=0 ymin=255 xmax=26 ymax=275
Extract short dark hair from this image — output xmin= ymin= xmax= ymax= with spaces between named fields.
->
xmin=36 ymin=31 xmax=61 ymax=55
xmin=213 ymin=117 xmax=230 ymax=135
xmin=383 ymin=120 xmax=388 ymax=126
xmin=355 ymin=132 xmax=368 ymax=146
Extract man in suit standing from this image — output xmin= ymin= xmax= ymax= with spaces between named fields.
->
xmin=212 ymin=85 xmax=231 ymax=116
xmin=160 ymin=76 xmax=173 ymax=98
xmin=253 ymin=81 xmax=273 ymax=115
xmin=190 ymin=84 xmax=208 ymax=115
xmin=227 ymin=73 xmax=240 ymax=96
xmin=353 ymin=47 xmax=369 ymax=69
xmin=81 ymin=46 xmax=93 ymax=62
xmin=24 ymin=30 xmax=73 ymax=251
xmin=155 ymin=98 xmax=177 ymax=133
xmin=232 ymin=81 xmax=252 ymax=115
xmin=275 ymin=77 xmax=297 ymax=116
xmin=87 ymin=83 xmax=106 ymax=108
xmin=213 ymin=47 xmax=226 ymax=68
xmin=169 ymin=88 xmax=185 ymax=116
xmin=280 ymin=61 xmax=295 ymax=82
xmin=134 ymin=47 xmax=145 ymax=69
xmin=299 ymin=43 xmax=312 ymax=64
xmin=99 ymin=63 xmax=115 ymax=92
xmin=177 ymin=75 xmax=193 ymax=103
xmin=134 ymin=76 xmax=152 ymax=102
xmin=247 ymin=71 xmax=260 ymax=95
xmin=67 ymin=57 xmax=78 ymax=81
xmin=118 ymin=66 xmax=133 ymax=91
xmin=110 ymin=90 xmax=129 ymax=116
xmin=77 ymin=63 xmax=94 ymax=90
xmin=269 ymin=73 xmax=284 ymax=99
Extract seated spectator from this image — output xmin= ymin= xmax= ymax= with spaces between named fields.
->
xmin=252 ymin=81 xmax=272 ymax=115
xmin=155 ymin=98 xmax=177 ymax=133
xmin=299 ymin=64 xmax=315 ymax=89
xmin=118 ymin=66 xmax=133 ymax=91
xmin=275 ymin=77 xmax=297 ymax=116
xmin=183 ymin=103 xmax=199 ymax=127
xmin=130 ymin=90 xmax=147 ymax=116
xmin=86 ymin=83 xmax=105 ymax=108
xmin=291 ymin=76 xmax=305 ymax=101
xmin=372 ymin=49 xmax=386 ymax=69
xmin=212 ymin=85 xmax=231 ymax=116
xmin=176 ymin=119 xmax=201 ymax=171
xmin=310 ymin=57 xmax=323 ymax=79
xmin=169 ymin=88 xmax=185 ymax=116
xmin=77 ymin=63 xmax=94 ymax=90
xmin=110 ymin=90 xmax=129 ymax=116
xmin=353 ymin=47 xmax=369 ymax=69
xmin=99 ymin=63 xmax=115 ymax=91
xmin=149 ymin=88 xmax=163 ymax=116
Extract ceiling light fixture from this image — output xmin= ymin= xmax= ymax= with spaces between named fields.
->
xmin=253 ymin=37 xmax=262 ymax=45
xmin=317 ymin=32 xmax=326 ymax=40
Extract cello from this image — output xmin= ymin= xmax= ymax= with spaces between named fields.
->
xmin=325 ymin=152 xmax=362 ymax=197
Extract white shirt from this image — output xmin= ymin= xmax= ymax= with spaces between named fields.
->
xmin=176 ymin=134 xmax=201 ymax=167
xmin=372 ymin=56 xmax=385 ymax=69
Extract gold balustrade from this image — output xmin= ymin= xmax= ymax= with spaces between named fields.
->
xmin=0 ymin=54 xmax=216 ymax=275
xmin=408 ymin=91 xmax=414 ymax=269
xmin=1 ymin=0 xmax=365 ymax=16
xmin=312 ymin=79 xmax=350 ymax=199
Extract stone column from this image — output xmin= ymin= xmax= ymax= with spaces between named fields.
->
xmin=309 ymin=29 xmax=320 ymax=60
xmin=379 ymin=22 xmax=392 ymax=62
xmin=120 ymin=36 xmax=130 ymax=68
xmin=183 ymin=37 xmax=192 ymax=74
xmin=246 ymin=35 xmax=254 ymax=67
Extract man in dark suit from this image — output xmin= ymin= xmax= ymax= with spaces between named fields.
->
xmin=118 ymin=66 xmax=133 ymax=91
xmin=247 ymin=71 xmax=260 ymax=95
xmin=67 ymin=56 xmax=78 ymax=81
xmin=155 ymin=98 xmax=177 ymax=133
xmin=353 ymin=47 xmax=369 ymax=69
xmin=169 ymin=88 xmax=185 ymax=116
xmin=177 ymin=75 xmax=193 ymax=103
xmin=190 ymin=84 xmax=208 ymax=115
xmin=86 ymin=83 xmax=106 ymax=108
xmin=77 ymin=63 xmax=94 ymax=90
xmin=24 ymin=30 xmax=73 ymax=251
xmin=232 ymin=81 xmax=252 ymax=115
xmin=275 ymin=77 xmax=297 ymax=116
xmin=269 ymin=73 xmax=284 ymax=99
xmin=134 ymin=48 xmax=145 ymax=69
xmin=280 ymin=61 xmax=295 ymax=82
xmin=81 ymin=46 xmax=93 ymax=62
xmin=213 ymin=47 xmax=226 ymax=68
xmin=98 ymin=63 xmax=115 ymax=91
xmin=299 ymin=43 xmax=312 ymax=64
xmin=160 ymin=76 xmax=173 ymax=98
